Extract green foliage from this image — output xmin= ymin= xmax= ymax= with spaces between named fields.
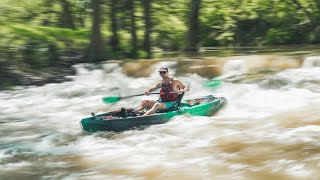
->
xmin=1 ymin=0 xmax=320 ymax=61
xmin=2 ymin=0 xmax=320 ymax=88
xmin=21 ymin=40 xmax=60 ymax=68
xmin=199 ymin=0 xmax=320 ymax=46
xmin=0 ymin=24 xmax=90 ymax=67
xmin=154 ymin=15 xmax=187 ymax=50
xmin=265 ymin=29 xmax=292 ymax=45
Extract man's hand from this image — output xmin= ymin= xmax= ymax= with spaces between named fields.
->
xmin=144 ymin=91 xmax=150 ymax=96
xmin=178 ymin=87 xmax=190 ymax=94
xmin=177 ymin=89 xmax=185 ymax=94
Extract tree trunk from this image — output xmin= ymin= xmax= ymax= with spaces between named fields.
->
xmin=59 ymin=0 xmax=76 ymax=29
xmin=111 ymin=0 xmax=120 ymax=56
xmin=142 ymin=0 xmax=152 ymax=59
xmin=77 ymin=7 xmax=87 ymax=28
xmin=128 ymin=0 xmax=138 ymax=58
xmin=88 ymin=0 xmax=103 ymax=62
xmin=186 ymin=0 xmax=201 ymax=52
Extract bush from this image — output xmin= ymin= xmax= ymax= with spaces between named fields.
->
xmin=22 ymin=40 xmax=60 ymax=68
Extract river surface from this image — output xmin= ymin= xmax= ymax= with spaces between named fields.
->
xmin=1 ymin=48 xmax=320 ymax=180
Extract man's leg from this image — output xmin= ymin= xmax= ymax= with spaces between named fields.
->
xmin=134 ymin=100 xmax=156 ymax=113
xmin=143 ymin=102 xmax=167 ymax=116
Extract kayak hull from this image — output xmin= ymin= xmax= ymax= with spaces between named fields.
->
xmin=80 ymin=95 xmax=226 ymax=132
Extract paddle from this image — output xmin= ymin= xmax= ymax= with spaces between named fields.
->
xmin=204 ymin=79 xmax=222 ymax=88
xmin=103 ymin=92 xmax=160 ymax=103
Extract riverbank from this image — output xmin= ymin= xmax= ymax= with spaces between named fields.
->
xmin=0 ymin=23 xmax=150 ymax=90
xmin=0 ymin=24 xmax=89 ymax=90
xmin=0 ymin=53 xmax=80 ymax=90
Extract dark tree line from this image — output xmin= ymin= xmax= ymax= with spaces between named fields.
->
xmin=57 ymin=0 xmax=201 ymax=61
xmin=5 ymin=0 xmax=320 ymax=62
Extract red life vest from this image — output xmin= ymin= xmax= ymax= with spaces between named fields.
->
xmin=160 ymin=78 xmax=178 ymax=102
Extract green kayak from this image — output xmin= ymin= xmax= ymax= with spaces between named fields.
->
xmin=80 ymin=95 xmax=226 ymax=132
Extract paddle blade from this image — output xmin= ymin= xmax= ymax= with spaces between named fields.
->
xmin=102 ymin=96 xmax=121 ymax=103
xmin=204 ymin=79 xmax=222 ymax=88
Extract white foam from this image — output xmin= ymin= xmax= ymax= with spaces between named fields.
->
xmin=0 ymin=161 xmax=32 ymax=170
xmin=302 ymin=56 xmax=320 ymax=68
xmin=1 ymin=58 xmax=320 ymax=179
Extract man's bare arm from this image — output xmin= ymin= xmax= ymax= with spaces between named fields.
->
xmin=145 ymin=82 xmax=161 ymax=95
xmin=173 ymin=79 xmax=189 ymax=94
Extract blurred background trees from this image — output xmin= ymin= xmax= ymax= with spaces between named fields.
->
xmin=2 ymin=0 xmax=320 ymax=61
xmin=1 ymin=0 xmax=320 ymax=88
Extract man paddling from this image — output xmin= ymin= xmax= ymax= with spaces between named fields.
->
xmin=134 ymin=67 xmax=189 ymax=116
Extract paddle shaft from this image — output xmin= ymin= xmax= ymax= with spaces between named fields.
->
xmin=122 ymin=92 xmax=160 ymax=99
xmin=103 ymin=92 xmax=180 ymax=103
xmin=121 ymin=92 xmax=180 ymax=99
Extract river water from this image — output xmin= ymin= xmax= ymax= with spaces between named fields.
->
xmin=1 ymin=49 xmax=320 ymax=180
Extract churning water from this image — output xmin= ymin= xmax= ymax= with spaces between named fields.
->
xmin=0 ymin=52 xmax=320 ymax=180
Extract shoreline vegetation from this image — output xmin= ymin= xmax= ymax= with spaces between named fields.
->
xmin=0 ymin=24 xmax=87 ymax=89
xmin=2 ymin=0 xmax=320 ymax=90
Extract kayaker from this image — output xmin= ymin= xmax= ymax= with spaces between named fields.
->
xmin=134 ymin=67 xmax=189 ymax=116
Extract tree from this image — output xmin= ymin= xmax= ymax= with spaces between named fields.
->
xmin=128 ymin=0 xmax=138 ymax=58
xmin=185 ymin=0 xmax=201 ymax=52
xmin=142 ymin=0 xmax=152 ymax=58
xmin=88 ymin=0 xmax=103 ymax=62
xmin=59 ymin=0 xmax=76 ymax=29
xmin=110 ymin=0 xmax=120 ymax=57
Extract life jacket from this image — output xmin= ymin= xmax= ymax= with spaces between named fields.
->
xmin=160 ymin=78 xmax=178 ymax=102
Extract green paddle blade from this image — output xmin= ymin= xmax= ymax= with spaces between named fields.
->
xmin=103 ymin=96 xmax=121 ymax=103
xmin=204 ymin=79 xmax=222 ymax=88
